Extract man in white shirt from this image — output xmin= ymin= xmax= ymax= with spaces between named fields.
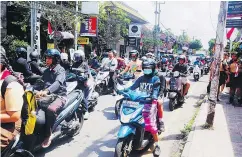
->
xmin=100 ymin=50 xmax=118 ymax=92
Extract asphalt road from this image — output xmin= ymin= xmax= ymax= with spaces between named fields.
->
xmin=35 ymin=75 xmax=209 ymax=157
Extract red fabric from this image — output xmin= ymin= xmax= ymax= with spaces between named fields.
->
xmin=1 ymin=69 xmax=11 ymax=80
xmin=48 ymin=21 xmax=52 ymax=35
xmin=227 ymin=28 xmax=234 ymax=39
xmin=117 ymin=58 xmax=126 ymax=70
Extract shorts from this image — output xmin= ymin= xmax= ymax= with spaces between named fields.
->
xmin=180 ymin=77 xmax=190 ymax=85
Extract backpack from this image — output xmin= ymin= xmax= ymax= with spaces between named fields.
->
xmin=1 ymin=75 xmax=37 ymax=135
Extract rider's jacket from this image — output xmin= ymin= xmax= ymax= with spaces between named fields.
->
xmin=172 ymin=63 xmax=188 ymax=74
xmin=41 ymin=64 xmax=67 ymax=95
xmin=101 ymin=57 xmax=118 ymax=72
xmin=28 ymin=60 xmax=43 ymax=75
xmin=130 ymin=74 xmax=160 ymax=100
xmin=15 ymin=57 xmax=33 ymax=77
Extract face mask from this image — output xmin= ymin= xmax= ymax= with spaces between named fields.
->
xmin=143 ymin=69 xmax=152 ymax=75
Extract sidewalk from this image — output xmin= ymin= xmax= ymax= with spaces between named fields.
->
xmin=181 ymin=92 xmax=242 ymax=157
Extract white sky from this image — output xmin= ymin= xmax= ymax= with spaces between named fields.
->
xmin=125 ymin=1 xmax=220 ymax=49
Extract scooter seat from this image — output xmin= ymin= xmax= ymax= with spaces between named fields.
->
xmin=63 ymin=90 xmax=82 ymax=110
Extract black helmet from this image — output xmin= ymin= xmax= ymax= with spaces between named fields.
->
xmin=29 ymin=51 xmax=39 ymax=61
xmin=45 ymin=49 xmax=61 ymax=65
xmin=73 ymin=50 xmax=85 ymax=63
xmin=129 ymin=50 xmax=139 ymax=61
xmin=16 ymin=47 xmax=27 ymax=59
xmin=142 ymin=58 xmax=156 ymax=75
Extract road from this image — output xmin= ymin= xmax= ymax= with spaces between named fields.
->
xmin=35 ymin=75 xmax=209 ymax=157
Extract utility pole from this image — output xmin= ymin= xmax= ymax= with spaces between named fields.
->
xmin=154 ymin=1 xmax=158 ymax=55
xmin=206 ymin=1 xmax=228 ymax=126
xmin=74 ymin=1 xmax=78 ymax=50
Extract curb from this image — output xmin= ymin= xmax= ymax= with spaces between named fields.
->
xmin=181 ymin=95 xmax=207 ymax=157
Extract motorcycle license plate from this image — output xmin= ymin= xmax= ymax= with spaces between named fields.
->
xmin=122 ymin=100 xmax=139 ymax=108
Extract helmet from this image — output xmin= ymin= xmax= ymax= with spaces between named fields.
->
xmin=112 ymin=50 xmax=118 ymax=57
xmin=16 ymin=47 xmax=27 ymax=59
xmin=231 ymin=51 xmax=239 ymax=57
xmin=29 ymin=51 xmax=39 ymax=61
xmin=73 ymin=50 xmax=85 ymax=63
xmin=141 ymin=56 xmax=147 ymax=62
xmin=103 ymin=52 xmax=108 ymax=58
xmin=60 ymin=53 xmax=68 ymax=61
xmin=45 ymin=49 xmax=61 ymax=65
xmin=196 ymin=57 xmax=200 ymax=61
xmin=178 ymin=55 xmax=186 ymax=62
xmin=142 ymin=58 xmax=156 ymax=75
xmin=129 ymin=50 xmax=139 ymax=61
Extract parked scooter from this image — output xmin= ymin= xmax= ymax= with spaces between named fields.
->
xmin=168 ymin=71 xmax=185 ymax=111
xmin=115 ymin=90 xmax=157 ymax=157
xmin=2 ymin=81 xmax=84 ymax=156
xmin=113 ymin=73 xmax=134 ymax=118
xmin=193 ymin=65 xmax=201 ymax=82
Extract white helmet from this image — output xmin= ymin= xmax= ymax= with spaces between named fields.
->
xmin=73 ymin=50 xmax=85 ymax=62
xmin=60 ymin=53 xmax=68 ymax=61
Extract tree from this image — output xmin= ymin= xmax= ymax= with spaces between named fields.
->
xmin=208 ymin=38 xmax=215 ymax=54
xmin=189 ymin=39 xmax=203 ymax=50
xmin=98 ymin=4 xmax=131 ymax=49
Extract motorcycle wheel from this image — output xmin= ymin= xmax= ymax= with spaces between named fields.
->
xmin=95 ymin=85 xmax=103 ymax=96
xmin=115 ymin=101 xmax=121 ymax=119
xmin=67 ymin=111 xmax=84 ymax=137
xmin=114 ymin=138 xmax=132 ymax=157
xmin=169 ymin=99 xmax=176 ymax=111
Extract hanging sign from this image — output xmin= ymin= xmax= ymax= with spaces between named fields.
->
xmin=129 ymin=24 xmax=141 ymax=38
xmin=77 ymin=37 xmax=89 ymax=45
xmin=227 ymin=1 xmax=242 ymax=18
xmin=80 ymin=17 xmax=97 ymax=37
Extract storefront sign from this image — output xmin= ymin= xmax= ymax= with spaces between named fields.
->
xmin=129 ymin=24 xmax=141 ymax=38
xmin=128 ymin=37 xmax=137 ymax=46
xmin=77 ymin=37 xmax=89 ymax=45
xmin=80 ymin=17 xmax=97 ymax=37
xmin=47 ymin=43 xmax=54 ymax=49
xmin=227 ymin=1 xmax=242 ymax=18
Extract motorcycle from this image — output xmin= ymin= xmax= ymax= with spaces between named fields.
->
xmin=113 ymin=73 xmax=134 ymax=118
xmin=193 ymin=65 xmax=201 ymax=82
xmin=168 ymin=71 xmax=185 ymax=111
xmin=2 ymin=80 xmax=84 ymax=157
xmin=66 ymin=68 xmax=99 ymax=111
xmin=115 ymin=90 xmax=157 ymax=157
xmin=94 ymin=69 xmax=110 ymax=95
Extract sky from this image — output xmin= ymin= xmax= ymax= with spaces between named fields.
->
xmin=125 ymin=1 xmax=220 ymax=49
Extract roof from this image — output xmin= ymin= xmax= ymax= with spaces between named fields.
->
xmin=103 ymin=1 xmax=148 ymax=24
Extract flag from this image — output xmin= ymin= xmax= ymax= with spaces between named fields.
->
xmin=48 ymin=21 xmax=52 ymax=35
xmin=226 ymin=28 xmax=234 ymax=39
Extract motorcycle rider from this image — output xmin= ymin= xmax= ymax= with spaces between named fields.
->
xmin=0 ymin=46 xmax=24 ymax=150
xmin=113 ymin=50 xmax=126 ymax=70
xmin=14 ymin=47 xmax=33 ymax=78
xmin=35 ymin=49 xmax=67 ymax=148
xmin=60 ymin=53 xmax=71 ymax=71
xmin=100 ymin=50 xmax=118 ymax=93
xmin=72 ymin=50 xmax=94 ymax=119
xmin=120 ymin=50 xmax=142 ymax=78
xmin=128 ymin=58 xmax=161 ymax=156
xmin=194 ymin=56 xmax=204 ymax=76
xmin=172 ymin=55 xmax=190 ymax=96
xmin=28 ymin=51 xmax=44 ymax=75
xmin=89 ymin=52 xmax=100 ymax=70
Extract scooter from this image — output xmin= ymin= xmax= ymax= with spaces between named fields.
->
xmin=113 ymin=73 xmax=134 ymax=118
xmin=2 ymin=81 xmax=84 ymax=157
xmin=168 ymin=71 xmax=185 ymax=111
xmin=66 ymin=68 xmax=99 ymax=111
xmin=94 ymin=69 xmax=110 ymax=95
xmin=115 ymin=90 xmax=157 ymax=157
xmin=193 ymin=65 xmax=201 ymax=82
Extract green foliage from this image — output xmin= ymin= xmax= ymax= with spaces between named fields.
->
xmin=189 ymin=39 xmax=203 ymax=50
xmin=208 ymin=38 xmax=215 ymax=53
xmin=1 ymin=35 xmax=29 ymax=60
xmin=98 ymin=4 xmax=131 ymax=48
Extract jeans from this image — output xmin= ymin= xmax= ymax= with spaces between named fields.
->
xmin=81 ymin=81 xmax=94 ymax=111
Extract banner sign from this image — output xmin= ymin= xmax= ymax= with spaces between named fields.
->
xmin=80 ymin=17 xmax=97 ymax=37
xmin=227 ymin=1 xmax=242 ymax=18
xmin=77 ymin=37 xmax=89 ymax=45
xmin=128 ymin=37 xmax=137 ymax=46
xmin=129 ymin=24 xmax=141 ymax=38
xmin=226 ymin=19 xmax=242 ymax=28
